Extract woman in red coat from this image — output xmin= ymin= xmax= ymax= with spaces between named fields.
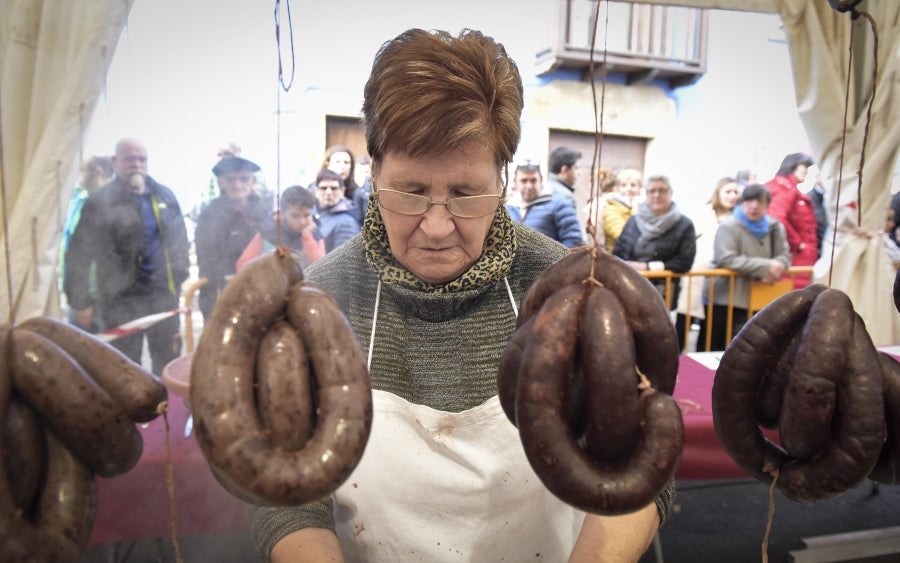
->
xmin=764 ymin=152 xmax=817 ymax=288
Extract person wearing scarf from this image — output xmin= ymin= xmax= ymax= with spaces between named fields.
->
xmin=704 ymin=183 xmax=792 ymax=351
xmin=248 ymin=28 xmax=674 ymax=563
xmin=612 ymin=175 xmax=697 ymax=309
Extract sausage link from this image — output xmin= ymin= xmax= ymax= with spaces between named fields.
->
xmin=9 ymin=327 xmax=142 ymax=477
xmin=190 ymin=250 xmax=309 ymax=504
xmin=519 ymin=250 xmax=591 ymax=326
xmin=754 ymin=328 xmax=802 ymax=429
xmin=867 ymin=352 xmax=900 ymax=485
xmin=579 ymin=286 xmax=642 ymax=461
xmin=282 ymin=283 xmax=372 ymax=501
xmin=19 ymin=316 xmax=167 ymax=423
xmin=516 ymin=285 xmax=682 ymax=514
xmin=497 ymin=315 xmax=535 ymax=427
xmin=0 ymin=330 xmax=97 ymax=563
xmin=256 ymin=320 xmax=315 ymax=450
xmin=591 ymin=252 xmax=679 ymax=395
xmin=3 ymin=394 xmax=44 ymax=514
xmin=519 ymin=249 xmax=678 ymax=394
xmin=519 ymin=385 xmax=683 ymax=514
xmin=779 ymin=289 xmax=854 ymax=459
xmin=191 ymin=250 xmax=372 ymax=506
xmin=515 ymin=283 xmax=586 ymax=428
xmin=777 ymin=314 xmax=885 ymax=501
xmin=712 ymin=286 xmax=825 ymax=483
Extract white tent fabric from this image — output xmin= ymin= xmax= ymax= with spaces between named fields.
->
xmin=778 ymin=0 xmax=900 ymax=345
xmin=0 ymin=0 xmax=133 ymax=324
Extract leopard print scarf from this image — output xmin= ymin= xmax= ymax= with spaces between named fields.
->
xmin=363 ymin=194 xmax=517 ymax=293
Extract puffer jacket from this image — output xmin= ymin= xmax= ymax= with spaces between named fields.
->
xmin=316 ymin=197 xmax=361 ymax=252
xmin=507 ymin=195 xmax=583 ymax=248
xmin=765 ymin=174 xmax=818 ymax=286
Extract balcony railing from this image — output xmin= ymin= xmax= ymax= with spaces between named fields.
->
xmin=536 ymin=0 xmax=709 ymax=88
xmin=643 ymin=266 xmax=815 ymax=352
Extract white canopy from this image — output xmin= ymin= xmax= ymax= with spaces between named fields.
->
xmin=777 ymin=0 xmax=899 ymax=344
xmin=0 ymin=0 xmax=133 ymax=324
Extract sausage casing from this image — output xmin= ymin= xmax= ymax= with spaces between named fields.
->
xmin=779 ymin=289 xmax=853 ymax=459
xmin=18 ymin=316 xmax=167 ymax=423
xmin=777 ymin=314 xmax=884 ymax=501
xmin=869 ymin=352 xmax=900 ymax=485
xmin=9 ymin=327 xmax=142 ymax=477
xmin=579 ymin=286 xmax=642 ymax=461
xmin=3 ymin=395 xmax=44 ymax=514
xmin=0 ymin=329 xmax=97 ymax=562
xmin=256 ymin=320 xmax=315 ymax=450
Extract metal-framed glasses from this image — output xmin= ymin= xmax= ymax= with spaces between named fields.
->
xmin=376 ymin=188 xmax=501 ymax=218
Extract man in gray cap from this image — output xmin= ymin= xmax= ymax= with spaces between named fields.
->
xmin=195 ymin=155 xmax=273 ymax=319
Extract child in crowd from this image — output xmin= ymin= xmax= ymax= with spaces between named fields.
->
xmin=236 ymin=185 xmax=325 ymax=271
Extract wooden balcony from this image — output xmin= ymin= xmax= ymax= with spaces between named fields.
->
xmin=535 ymin=0 xmax=709 ymax=88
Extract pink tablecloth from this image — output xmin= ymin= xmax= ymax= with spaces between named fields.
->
xmin=89 ymin=354 xmax=755 ymax=545
xmin=89 ymin=398 xmax=248 ymax=545
xmin=672 ymin=354 xmax=748 ymax=480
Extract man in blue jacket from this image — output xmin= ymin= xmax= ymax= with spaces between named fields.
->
xmin=65 ymin=138 xmax=190 ymax=375
xmin=507 ymin=161 xmax=583 ymax=248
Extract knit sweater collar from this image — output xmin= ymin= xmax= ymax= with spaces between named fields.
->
xmin=380 ymin=277 xmax=496 ymax=323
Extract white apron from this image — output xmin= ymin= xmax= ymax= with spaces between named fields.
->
xmin=333 ymin=390 xmax=586 ymax=562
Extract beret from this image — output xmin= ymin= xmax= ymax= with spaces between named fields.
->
xmin=212 ymin=156 xmax=260 ymax=176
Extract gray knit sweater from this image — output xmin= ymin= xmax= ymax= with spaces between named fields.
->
xmin=248 ymin=224 xmax=675 ymax=558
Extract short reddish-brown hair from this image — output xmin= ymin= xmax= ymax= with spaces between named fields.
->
xmin=362 ymin=28 xmax=523 ymax=170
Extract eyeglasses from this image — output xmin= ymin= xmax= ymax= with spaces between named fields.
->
xmin=376 ymin=188 xmax=500 ymax=218
xmin=316 ymin=185 xmax=343 ymax=192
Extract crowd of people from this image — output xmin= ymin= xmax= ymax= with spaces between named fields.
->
xmin=60 ymin=131 xmax=892 ymax=371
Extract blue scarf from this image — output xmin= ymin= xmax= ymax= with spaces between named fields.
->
xmin=733 ymin=205 xmax=770 ymax=239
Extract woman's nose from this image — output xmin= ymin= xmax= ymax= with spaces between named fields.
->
xmin=419 ymin=202 xmax=456 ymax=239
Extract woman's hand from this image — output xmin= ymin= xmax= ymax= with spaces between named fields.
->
xmin=568 ymin=503 xmax=660 ymax=562
xmin=271 ymin=528 xmax=344 ymax=563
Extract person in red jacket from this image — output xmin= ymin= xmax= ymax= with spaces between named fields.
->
xmin=764 ymin=152 xmax=817 ymax=288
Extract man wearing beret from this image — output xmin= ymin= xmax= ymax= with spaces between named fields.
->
xmin=195 ymin=155 xmax=274 ymax=319
xmin=64 ymin=137 xmax=190 ymax=375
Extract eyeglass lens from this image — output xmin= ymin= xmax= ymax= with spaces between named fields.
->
xmin=377 ymin=189 xmax=499 ymax=218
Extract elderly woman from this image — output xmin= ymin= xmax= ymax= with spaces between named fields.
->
xmin=613 ymin=175 xmax=697 ymax=309
xmin=704 ymin=184 xmax=791 ymax=351
xmin=249 ymin=28 xmax=673 ymax=563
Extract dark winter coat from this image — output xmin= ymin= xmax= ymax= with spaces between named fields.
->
xmin=195 ymin=192 xmax=273 ymax=318
xmin=65 ymin=176 xmax=189 ymax=311
xmin=613 ymin=212 xmax=696 ymax=309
